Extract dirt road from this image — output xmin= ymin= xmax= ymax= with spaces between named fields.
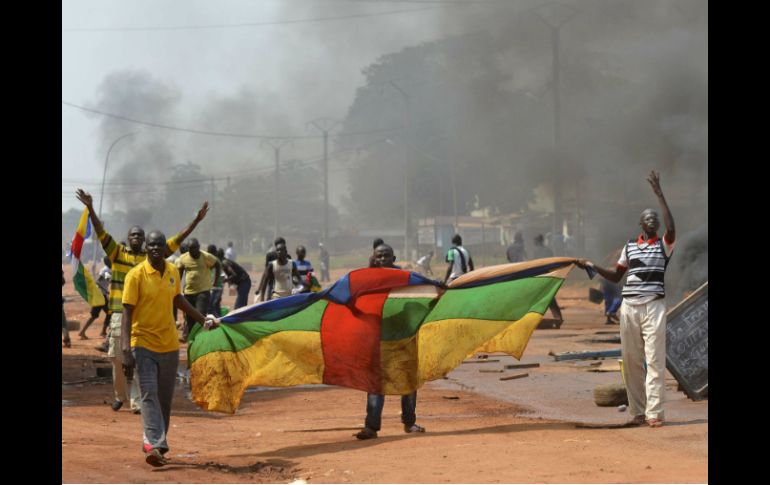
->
xmin=61 ymin=265 xmax=707 ymax=483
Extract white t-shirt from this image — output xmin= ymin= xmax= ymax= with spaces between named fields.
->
xmin=447 ymin=246 xmax=471 ymax=281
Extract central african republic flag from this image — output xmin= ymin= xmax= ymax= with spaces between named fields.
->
xmin=189 ymin=257 xmax=579 ymax=413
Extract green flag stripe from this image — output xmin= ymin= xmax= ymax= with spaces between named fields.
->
xmin=188 ymin=299 xmax=328 ymax=361
xmin=380 ymin=297 xmax=437 ymax=341
xmin=423 ymin=276 xmax=562 ymax=324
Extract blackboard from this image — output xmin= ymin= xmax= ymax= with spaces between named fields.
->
xmin=665 ymin=282 xmax=708 ymax=401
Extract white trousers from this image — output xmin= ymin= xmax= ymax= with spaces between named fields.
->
xmin=620 ymin=298 xmax=667 ymax=420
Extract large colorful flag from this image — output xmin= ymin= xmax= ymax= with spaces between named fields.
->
xmin=68 ymin=208 xmax=106 ymax=308
xmin=189 ymin=257 xmax=579 ymax=413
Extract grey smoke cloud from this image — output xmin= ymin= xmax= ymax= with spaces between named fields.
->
xmin=79 ymin=0 xmax=705 ymax=268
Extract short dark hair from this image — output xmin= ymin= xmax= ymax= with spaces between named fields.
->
xmin=373 ymin=238 xmax=384 ymax=250
xmin=207 ymin=244 xmax=217 ymax=254
xmin=274 ymin=237 xmax=286 ymax=246
xmin=452 ymin=234 xmax=462 ymax=245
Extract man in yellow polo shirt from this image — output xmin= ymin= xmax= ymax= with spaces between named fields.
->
xmin=176 ymin=238 xmax=221 ymax=342
xmin=122 ymin=230 xmax=216 ymax=467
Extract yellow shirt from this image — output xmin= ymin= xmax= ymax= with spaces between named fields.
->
xmin=122 ymin=259 xmax=181 ymax=353
xmin=176 ymin=251 xmax=218 ymax=295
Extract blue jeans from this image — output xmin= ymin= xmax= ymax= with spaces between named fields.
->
xmin=133 ymin=346 xmax=179 ymax=454
xmin=365 ymin=391 xmax=417 ymax=431
xmin=235 ymin=279 xmax=252 ymax=309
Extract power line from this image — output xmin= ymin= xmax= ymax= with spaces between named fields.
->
xmin=61 ymin=6 xmax=439 ymax=32
xmin=62 ymin=101 xmax=402 ymax=140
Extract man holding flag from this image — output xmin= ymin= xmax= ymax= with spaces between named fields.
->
xmin=75 ymin=189 xmax=209 ymax=412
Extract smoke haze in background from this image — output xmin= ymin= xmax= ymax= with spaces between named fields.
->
xmin=62 ymin=0 xmax=706 ymax=293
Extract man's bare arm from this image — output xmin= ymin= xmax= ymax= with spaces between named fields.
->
xmin=647 ymin=171 xmax=676 ymax=244
xmin=76 ymin=189 xmax=105 ymax=236
xmin=575 ymin=259 xmax=627 ymax=284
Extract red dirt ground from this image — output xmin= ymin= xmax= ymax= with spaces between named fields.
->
xmin=61 ymin=264 xmax=707 ymax=483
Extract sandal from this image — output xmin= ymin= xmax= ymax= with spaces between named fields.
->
xmin=646 ymin=418 xmax=664 ymax=428
xmin=145 ymin=448 xmax=167 ymax=467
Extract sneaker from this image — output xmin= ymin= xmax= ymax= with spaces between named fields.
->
xmin=404 ymin=424 xmax=426 ymax=433
xmin=111 ymin=400 xmax=123 ymax=412
xmin=63 ymin=339 xmax=72 ymax=348
xmin=646 ymin=418 xmax=664 ymax=428
xmin=145 ymin=448 xmax=167 ymax=467
xmin=354 ymin=427 xmax=378 ymax=440
xmin=95 ymin=343 xmax=108 ymax=353
xmin=132 ymin=408 xmax=141 ymax=415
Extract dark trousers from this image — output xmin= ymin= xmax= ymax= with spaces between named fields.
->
xmin=235 ymin=279 xmax=252 ymax=309
xmin=209 ymin=288 xmax=223 ymax=317
xmin=365 ymin=392 xmax=417 ymax=431
xmin=183 ymin=291 xmax=210 ymax=338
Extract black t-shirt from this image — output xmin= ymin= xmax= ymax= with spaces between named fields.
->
xmin=223 ymin=259 xmax=250 ymax=284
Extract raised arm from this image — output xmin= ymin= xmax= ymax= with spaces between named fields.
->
xmin=647 ymin=171 xmax=675 ymax=244
xmin=75 ymin=189 xmax=105 ymax=235
xmin=167 ymin=201 xmax=209 ymax=256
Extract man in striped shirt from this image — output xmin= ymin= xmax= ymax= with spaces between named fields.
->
xmin=577 ymin=171 xmax=675 ymax=428
xmin=76 ymin=189 xmax=209 ymax=412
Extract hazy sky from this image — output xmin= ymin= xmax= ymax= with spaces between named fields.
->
xmin=62 ymin=0 xmax=504 ymax=212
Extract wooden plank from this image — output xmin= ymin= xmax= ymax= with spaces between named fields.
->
xmin=479 ymin=369 xmax=504 ymax=373
xmin=499 ymin=372 xmax=529 ymax=381
xmin=504 ymin=363 xmax=540 ymax=370
xmin=552 ymin=349 xmax=621 ymax=361
xmin=462 ymin=359 xmax=500 ymax=364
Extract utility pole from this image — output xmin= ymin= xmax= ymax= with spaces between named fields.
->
xmin=261 ymin=138 xmax=291 ymax=240
xmin=532 ymin=5 xmax=578 ymax=252
xmin=388 ymin=80 xmax=411 ymax=261
xmin=307 ymin=118 xmax=341 ymax=244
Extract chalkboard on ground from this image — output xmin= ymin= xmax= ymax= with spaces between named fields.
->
xmin=666 ymin=281 xmax=708 ymax=401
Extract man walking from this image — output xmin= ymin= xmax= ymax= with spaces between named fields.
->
xmin=531 ymin=234 xmax=564 ymax=323
xmin=221 ymin=256 xmax=252 ymax=310
xmin=224 ymin=241 xmax=237 ymax=262
xmin=122 ymin=230 xmax=216 ymax=467
xmin=176 ymin=239 xmax=221 ymax=342
xmin=75 ymin=189 xmax=208 ymax=412
xmin=443 ymin=234 xmax=475 ymax=285
xmin=318 ymin=243 xmax=330 ymax=282
xmin=577 ymin=171 xmax=675 ymax=428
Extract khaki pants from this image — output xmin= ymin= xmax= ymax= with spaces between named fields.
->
xmin=107 ymin=313 xmax=140 ymax=410
xmin=619 ymin=298 xmax=667 ymax=420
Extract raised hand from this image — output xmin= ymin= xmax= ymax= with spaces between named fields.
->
xmin=647 ymin=170 xmax=664 ymax=197
xmin=76 ymin=189 xmax=94 ymax=209
xmin=196 ymin=201 xmax=210 ymax=222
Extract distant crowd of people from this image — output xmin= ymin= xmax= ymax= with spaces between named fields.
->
xmin=63 ymin=170 xmax=676 ymax=468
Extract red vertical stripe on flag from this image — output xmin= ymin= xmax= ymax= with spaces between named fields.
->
xmin=71 ymin=233 xmax=85 ymax=259
xmin=321 ymin=294 xmax=387 ymax=393
xmin=320 ymin=268 xmax=411 ymax=394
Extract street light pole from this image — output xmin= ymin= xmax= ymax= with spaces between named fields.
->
xmin=388 ymin=80 xmax=411 ymax=261
xmin=532 ymin=6 xmax=578 ymax=252
xmin=261 ymin=138 xmax=291 ymax=240
xmin=307 ymin=118 xmax=341 ymax=244
xmin=91 ymin=131 xmax=138 ymax=274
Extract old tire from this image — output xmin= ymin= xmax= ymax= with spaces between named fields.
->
xmin=594 ymin=383 xmax=629 ymax=407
